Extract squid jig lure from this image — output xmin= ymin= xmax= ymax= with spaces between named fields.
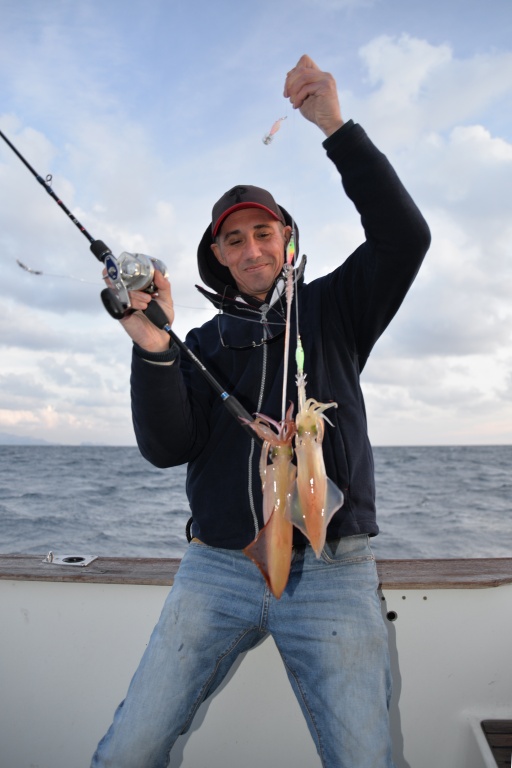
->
xmin=262 ymin=116 xmax=287 ymax=145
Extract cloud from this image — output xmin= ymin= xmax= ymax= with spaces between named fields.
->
xmin=373 ymin=123 xmax=512 ymax=363
xmin=1 ymin=13 xmax=511 ymax=445
xmin=333 ymin=37 xmax=512 ymax=358
xmin=342 ymin=34 xmax=512 ymax=148
xmin=329 ymin=34 xmax=512 ymax=444
xmin=361 ymin=347 xmax=512 ymax=445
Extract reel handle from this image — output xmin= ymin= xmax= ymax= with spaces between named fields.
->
xmin=101 ymin=288 xmax=126 ymax=319
xmin=100 ymin=288 xmax=170 ymax=329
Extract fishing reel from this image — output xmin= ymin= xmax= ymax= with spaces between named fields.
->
xmin=91 ymin=240 xmax=168 ymax=320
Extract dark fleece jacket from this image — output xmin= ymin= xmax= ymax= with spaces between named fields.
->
xmin=130 ymin=121 xmax=431 ymax=549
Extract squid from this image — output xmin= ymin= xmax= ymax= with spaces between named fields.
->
xmin=243 ymin=405 xmax=296 ymax=599
xmin=244 ymin=234 xmax=343 ymax=587
xmin=289 ymin=372 xmax=344 ymax=557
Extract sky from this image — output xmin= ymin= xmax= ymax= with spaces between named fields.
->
xmin=0 ymin=0 xmax=511 ymax=446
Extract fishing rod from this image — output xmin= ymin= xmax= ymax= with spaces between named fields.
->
xmin=0 ymin=127 xmax=258 ymax=439
xmin=0 ymin=127 xmax=157 ymax=316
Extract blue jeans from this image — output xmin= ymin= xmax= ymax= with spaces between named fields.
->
xmin=91 ymin=535 xmax=394 ymax=768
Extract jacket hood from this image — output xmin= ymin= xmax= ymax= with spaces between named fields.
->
xmin=197 ymin=203 xmax=300 ymax=297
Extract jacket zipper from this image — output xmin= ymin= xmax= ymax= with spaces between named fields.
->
xmin=247 ymin=303 xmax=270 ymax=538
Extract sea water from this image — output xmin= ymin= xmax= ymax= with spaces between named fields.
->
xmin=1 ymin=444 xmax=511 ymax=559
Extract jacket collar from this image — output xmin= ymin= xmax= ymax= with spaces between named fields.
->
xmin=195 ymin=253 xmax=307 ymax=315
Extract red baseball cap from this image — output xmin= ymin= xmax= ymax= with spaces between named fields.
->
xmin=212 ymin=185 xmax=286 ymax=237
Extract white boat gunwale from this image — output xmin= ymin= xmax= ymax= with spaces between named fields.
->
xmin=2 ymin=555 xmax=512 ymax=768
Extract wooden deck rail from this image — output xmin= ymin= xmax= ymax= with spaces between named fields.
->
xmin=1 ymin=554 xmax=512 ymax=589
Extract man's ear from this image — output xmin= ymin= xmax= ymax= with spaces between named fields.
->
xmin=211 ymin=242 xmax=225 ymax=265
xmin=283 ymin=225 xmax=293 ymax=245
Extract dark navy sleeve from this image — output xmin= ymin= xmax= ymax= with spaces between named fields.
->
xmin=130 ymin=342 xmax=211 ymax=468
xmin=322 ymin=122 xmax=431 ymax=369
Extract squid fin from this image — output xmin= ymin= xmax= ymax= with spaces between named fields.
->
xmin=243 ymin=511 xmax=293 ymax=600
xmin=289 ymin=479 xmax=344 ymax=558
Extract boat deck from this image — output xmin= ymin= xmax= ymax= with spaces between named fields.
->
xmin=481 ymin=721 xmax=512 ymax=768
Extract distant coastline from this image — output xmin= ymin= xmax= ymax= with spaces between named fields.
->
xmin=0 ymin=432 xmax=510 ymax=448
xmin=0 ymin=432 xmax=112 ymax=447
xmin=0 ymin=432 xmax=54 ymax=446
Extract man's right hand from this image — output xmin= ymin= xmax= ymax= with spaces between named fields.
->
xmin=119 ymin=268 xmax=175 ymax=352
xmin=283 ymin=55 xmax=344 ymax=138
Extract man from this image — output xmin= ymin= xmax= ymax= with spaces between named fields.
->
xmin=92 ymin=55 xmax=430 ymax=768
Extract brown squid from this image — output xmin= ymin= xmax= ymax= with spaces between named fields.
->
xmin=243 ymin=405 xmax=296 ymax=599
xmin=289 ymin=373 xmax=344 ymax=557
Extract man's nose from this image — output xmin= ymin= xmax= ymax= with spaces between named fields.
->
xmin=244 ymin=236 xmax=262 ymax=258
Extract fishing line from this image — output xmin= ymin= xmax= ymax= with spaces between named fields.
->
xmin=280 ymin=235 xmax=295 ymax=420
xmin=16 ymin=259 xmax=99 ymax=284
xmin=1 ymin=127 xmax=260 ymax=442
xmin=15 ymin=256 xmax=285 ymax=321
xmin=15 ymin=260 xmax=282 ymax=321
xmin=263 ymin=104 xmax=303 ymax=420
xmin=285 ymin=110 xmax=306 ymax=414
xmin=15 ymin=258 xmax=220 ymax=312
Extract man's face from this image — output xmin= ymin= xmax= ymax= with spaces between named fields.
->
xmin=211 ymin=208 xmax=291 ymax=301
